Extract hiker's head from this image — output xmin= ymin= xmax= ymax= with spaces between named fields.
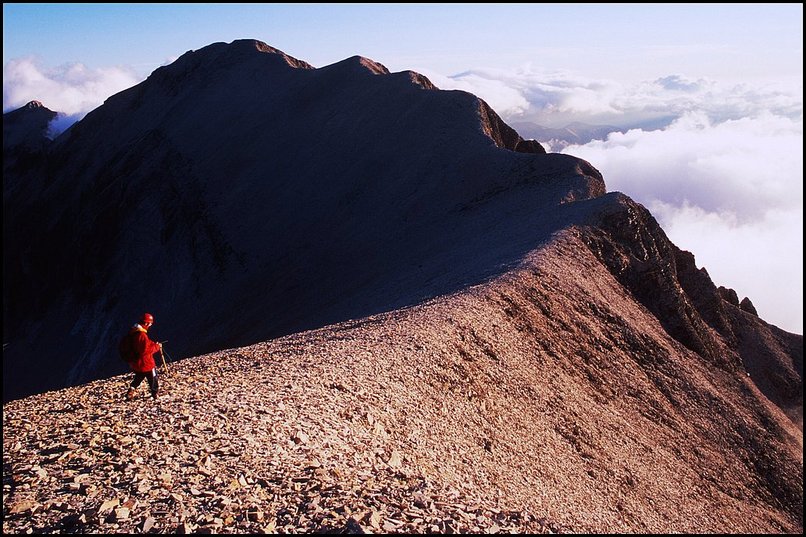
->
xmin=140 ymin=312 xmax=154 ymax=328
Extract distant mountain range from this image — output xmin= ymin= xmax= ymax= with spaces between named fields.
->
xmin=509 ymin=120 xmax=623 ymax=150
xmin=509 ymin=117 xmax=679 ymax=151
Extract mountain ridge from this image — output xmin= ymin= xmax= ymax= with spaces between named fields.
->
xmin=2 ymin=38 xmax=801 ymax=534
xmin=3 ymin=226 xmax=801 ymax=533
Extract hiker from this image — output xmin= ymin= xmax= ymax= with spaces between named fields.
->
xmin=122 ymin=312 xmax=163 ymax=400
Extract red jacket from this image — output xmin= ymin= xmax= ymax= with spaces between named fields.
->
xmin=127 ymin=324 xmax=161 ymax=373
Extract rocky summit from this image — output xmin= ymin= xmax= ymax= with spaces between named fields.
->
xmin=2 ymin=39 xmax=802 ymax=534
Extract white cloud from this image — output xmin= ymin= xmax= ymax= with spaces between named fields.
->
xmin=426 ymin=67 xmax=629 ymax=125
xmin=650 ymin=201 xmax=802 ymax=334
xmin=565 ymin=112 xmax=803 ymax=217
xmin=418 ymin=68 xmax=531 ymax=117
xmin=654 ymin=74 xmax=706 ymax=92
xmin=563 ymin=113 xmax=803 ymax=333
xmin=3 ymin=56 xmax=141 ymax=135
xmin=429 ymin=67 xmax=802 ymax=129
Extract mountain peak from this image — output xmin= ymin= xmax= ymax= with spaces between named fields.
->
xmin=3 ymin=100 xmax=57 ymax=159
xmin=5 ymin=100 xmax=55 ymax=117
xmin=317 ymin=54 xmax=392 ymax=78
xmin=345 ymin=55 xmax=391 ymax=75
xmin=233 ymin=38 xmax=315 ymax=70
xmin=152 ymin=39 xmax=315 ymax=82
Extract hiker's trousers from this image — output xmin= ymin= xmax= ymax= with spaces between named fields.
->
xmin=130 ymin=368 xmax=159 ymax=396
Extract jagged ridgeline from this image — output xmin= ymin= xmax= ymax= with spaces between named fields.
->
xmin=2 ymin=39 xmax=802 ymax=533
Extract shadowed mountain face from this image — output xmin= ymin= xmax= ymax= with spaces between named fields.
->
xmin=3 ymin=100 xmax=56 ymax=174
xmin=3 ymin=39 xmax=597 ymax=401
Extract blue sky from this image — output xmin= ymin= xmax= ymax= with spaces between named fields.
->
xmin=2 ymin=3 xmax=803 ymax=333
xmin=3 ymin=4 xmax=802 ymax=81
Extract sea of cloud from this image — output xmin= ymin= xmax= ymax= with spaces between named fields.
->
xmin=3 ymin=57 xmax=802 ymax=333
xmin=566 ymin=113 xmax=802 ymax=334
xmin=424 ymin=67 xmax=802 ymax=128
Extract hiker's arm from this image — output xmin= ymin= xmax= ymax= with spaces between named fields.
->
xmin=134 ymin=332 xmax=161 ymax=355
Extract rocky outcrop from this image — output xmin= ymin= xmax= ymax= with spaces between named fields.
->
xmin=718 ymin=286 xmax=740 ymax=306
xmin=581 ymin=194 xmax=732 ymax=367
xmin=580 ymin=193 xmax=801 ymax=426
xmin=514 ymin=138 xmax=545 ymax=154
xmin=740 ymin=297 xmax=759 ymax=316
xmin=477 ymin=99 xmax=546 ymax=154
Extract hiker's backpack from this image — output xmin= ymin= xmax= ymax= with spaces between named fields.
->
xmin=118 ymin=332 xmax=137 ymax=363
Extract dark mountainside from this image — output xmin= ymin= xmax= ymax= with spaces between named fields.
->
xmin=2 ymin=39 xmax=802 ymax=533
xmin=2 ymin=100 xmax=56 ymax=173
xmin=3 ymin=39 xmax=580 ymax=402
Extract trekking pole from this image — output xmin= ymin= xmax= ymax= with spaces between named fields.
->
xmin=159 ymin=344 xmax=170 ymax=377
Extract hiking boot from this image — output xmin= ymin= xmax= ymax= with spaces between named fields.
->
xmin=151 ymin=391 xmax=159 ymax=400
xmin=125 ymin=388 xmax=136 ymax=401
